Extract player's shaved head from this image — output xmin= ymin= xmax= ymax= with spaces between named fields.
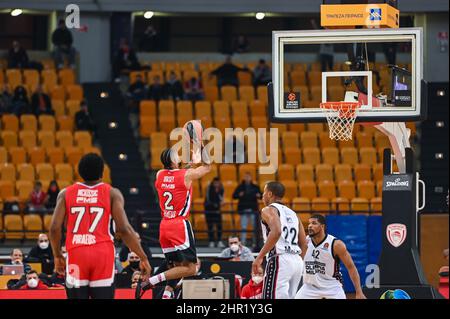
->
xmin=78 ymin=153 xmax=104 ymax=182
xmin=265 ymin=181 xmax=285 ymax=198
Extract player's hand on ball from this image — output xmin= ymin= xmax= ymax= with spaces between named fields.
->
xmin=139 ymin=259 xmax=152 ymax=282
xmin=54 ymin=256 xmax=66 ymax=276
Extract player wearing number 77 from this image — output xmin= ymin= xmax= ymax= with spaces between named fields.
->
xmin=252 ymin=181 xmax=308 ymax=299
xmin=49 ymin=153 xmax=152 ymax=299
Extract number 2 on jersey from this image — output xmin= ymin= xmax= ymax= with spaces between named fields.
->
xmin=283 ymin=226 xmax=298 ymax=245
xmin=163 ymin=191 xmax=174 ymax=210
xmin=71 ymin=207 xmax=105 ymax=233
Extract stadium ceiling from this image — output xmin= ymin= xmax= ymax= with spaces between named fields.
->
xmin=0 ymin=0 xmax=448 ymax=13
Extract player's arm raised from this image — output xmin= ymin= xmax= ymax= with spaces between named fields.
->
xmin=49 ymin=189 xmax=67 ymax=275
xmin=252 ymin=206 xmax=282 ymax=274
xmin=110 ymin=187 xmax=152 ymax=280
xmin=297 ymin=218 xmax=307 ymax=259
xmin=184 ymin=162 xmax=212 ymax=187
xmin=333 ymin=240 xmax=366 ymax=299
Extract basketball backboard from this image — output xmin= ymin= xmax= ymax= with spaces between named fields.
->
xmin=269 ymin=27 xmax=426 ymax=123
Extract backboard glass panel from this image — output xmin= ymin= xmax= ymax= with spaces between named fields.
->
xmin=269 ymin=28 xmax=425 ymax=123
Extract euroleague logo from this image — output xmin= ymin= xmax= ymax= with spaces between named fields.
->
xmin=288 ymin=93 xmax=296 ymax=101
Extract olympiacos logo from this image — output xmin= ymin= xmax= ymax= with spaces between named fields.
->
xmin=386 ymin=223 xmax=407 ymax=248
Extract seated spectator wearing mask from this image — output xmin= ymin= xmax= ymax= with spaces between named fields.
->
xmin=25 ymin=233 xmax=54 ymax=274
xmin=164 ymin=71 xmax=184 ymax=101
xmin=218 ymin=236 xmax=254 ymax=261
xmin=184 ymin=77 xmax=204 ymax=101
xmin=147 ymin=75 xmax=166 ymax=102
xmin=45 ymin=181 xmax=60 ymax=210
xmin=27 ymin=181 xmax=47 ymax=213
xmin=0 ymin=249 xmax=31 ymax=275
xmin=131 ymin=271 xmax=141 ymax=289
xmin=241 ymin=269 xmax=264 ymax=299
xmin=20 ymin=270 xmax=49 ymax=290
xmin=31 ymin=84 xmax=54 ymax=116
xmin=121 ymin=252 xmax=142 ymax=283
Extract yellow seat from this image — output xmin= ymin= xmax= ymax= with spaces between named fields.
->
xmin=298 ymin=180 xmax=318 ymax=200
xmin=74 ymin=131 xmax=92 ymax=148
xmin=283 ymin=180 xmax=299 ymax=201
xmin=23 ymin=214 xmax=43 ymax=239
xmin=370 ymin=197 xmax=382 ymax=213
xmin=56 ymin=131 xmax=74 ymax=149
xmin=334 ymin=164 xmax=353 ymax=183
xmin=318 ymin=180 xmax=337 ymax=200
xmin=19 ymin=131 xmax=37 ymax=150
xmin=50 ymin=85 xmax=66 ymax=100
xmin=372 ymin=163 xmax=383 ymax=182
xmin=103 ymin=165 xmax=111 ymax=184
xmin=331 ymin=197 xmax=350 ymax=213
xmin=4 ymin=214 xmax=24 ymax=240
xmin=238 ymin=86 xmax=255 ymax=103
xmin=150 ymin=132 xmax=168 ymax=150
xmin=28 ymin=147 xmax=46 ymax=166
xmin=308 ymin=71 xmax=322 ymax=86
xmin=302 ymin=147 xmax=321 ymax=165
xmin=237 ymin=71 xmax=252 ymax=86
xmin=38 ymin=115 xmax=56 ymax=132
xmin=1 ymin=114 xmax=19 ymax=131
xmin=65 ymin=147 xmax=83 ymax=166
xmin=357 ymin=180 xmax=376 ymax=200
xmin=290 ymin=70 xmax=307 ymax=86
xmin=59 ymin=68 xmax=76 ymax=86
xmin=42 ymin=70 xmax=58 ymax=89
xmin=1 ymin=131 xmax=18 ymax=148
xmin=16 ymin=180 xmax=34 ymax=202
xmin=23 ymin=70 xmax=40 ymax=88
xmin=322 ymin=147 xmax=340 ymax=165
xmin=204 ymin=86 xmax=219 ymax=103
xmin=66 ymin=99 xmax=81 ymax=117
xmin=300 ymin=131 xmax=318 ymax=148
xmin=36 ymin=163 xmax=55 ymax=182
xmin=0 ymin=180 xmax=16 ymax=200
xmin=278 ymin=164 xmax=295 ymax=181
xmin=351 ymin=197 xmax=370 ymax=213
xmin=281 ymin=132 xmax=299 ymax=150
xmin=182 ymin=70 xmax=199 ymax=83
xmin=20 ymin=114 xmax=37 ymax=132
xmin=0 ymin=147 xmax=7 ymax=164
xmin=220 ymin=86 xmax=238 ymax=103
xmin=158 ymin=100 xmax=176 ymax=134
xmin=284 ymin=148 xmax=302 ymax=165
xmin=38 ymin=131 xmax=55 ymax=148
xmin=319 ymin=132 xmax=337 ymax=148
xmin=57 ymin=116 xmax=74 ymax=131
xmin=315 ymin=164 xmax=334 ymax=182
xmin=9 ymin=146 xmax=27 ymax=165
xmin=52 ymin=99 xmax=65 ymax=116
xmin=140 ymin=116 xmax=157 ymax=137
xmin=194 ymin=101 xmax=213 ymax=128
xmin=43 ymin=214 xmax=53 ymax=231
xmin=292 ymin=197 xmax=311 ymax=212
xmin=17 ymin=163 xmax=35 ymax=181
xmin=219 ymin=164 xmax=238 ymax=182
xmin=176 ymin=101 xmax=194 ymax=126
xmin=55 ymin=163 xmax=73 ymax=182
xmin=140 ymin=100 xmax=157 ymax=117
xmin=6 ymin=69 xmax=22 ymax=89
xmin=0 ymin=163 xmax=17 ymax=182
xmin=296 ymin=164 xmax=314 ymax=181
xmin=231 ymin=101 xmax=249 ymax=128
xmin=338 ymin=180 xmax=356 ymax=200
xmin=354 ymin=164 xmax=372 ymax=182
xmin=66 ymin=85 xmax=83 ymax=100
xmin=360 ymin=147 xmax=378 ymax=165
xmin=341 ymin=147 xmax=359 ymax=165
xmin=311 ymin=197 xmax=330 ymax=213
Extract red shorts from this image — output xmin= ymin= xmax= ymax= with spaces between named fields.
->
xmin=159 ymin=218 xmax=197 ymax=262
xmin=66 ymin=241 xmax=115 ymax=288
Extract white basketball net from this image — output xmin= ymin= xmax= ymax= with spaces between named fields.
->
xmin=320 ymin=102 xmax=360 ymax=141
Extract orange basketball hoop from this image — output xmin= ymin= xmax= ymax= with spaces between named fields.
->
xmin=320 ymin=102 xmax=360 ymax=141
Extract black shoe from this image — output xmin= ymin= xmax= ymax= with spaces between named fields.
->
xmin=135 ymin=279 xmax=153 ymax=299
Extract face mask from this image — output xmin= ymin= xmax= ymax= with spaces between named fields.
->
xmin=230 ymin=244 xmax=239 ymax=253
xmin=28 ymin=278 xmax=38 ymax=288
xmin=62 ymin=253 xmax=67 ymax=259
xmin=129 ymin=261 xmax=140 ymax=269
xmin=196 ymin=266 xmax=201 ymax=274
xmin=39 ymin=242 xmax=49 ymax=250
xmin=252 ymin=276 xmax=263 ymax=284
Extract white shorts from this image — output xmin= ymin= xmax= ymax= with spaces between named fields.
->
xmin=295 ymin=283 xmax=346 ymax=299
xmin=263 ymin=254 xmax=304 ymax=299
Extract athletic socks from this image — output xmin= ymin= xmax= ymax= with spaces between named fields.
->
xmin=162 ymin=290 xmax=173 ymax=299
xmin=149 ymin=272 xmax=166 ymax=286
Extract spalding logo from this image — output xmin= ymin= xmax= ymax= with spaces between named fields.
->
xmin=386 ymin=177 xmax=409 ymax=188
xmin=386 ymin=223 xmax=407 ymax=248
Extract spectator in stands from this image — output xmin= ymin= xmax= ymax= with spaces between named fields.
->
xmin=45 ymin=181 xmax=60 ymax=210
xmin=25 ymin=233 xmax=54 ymax=274
xmin=204 ymin=177 xmax=225 ymax=248
xmin=184 ymin=76 xmax=204 ymax=102
xmin=31 ymin=84 xmax=54 ymax=116
xmin=20 ymin=270 xmax=49 ymax=290
xmin=253 ymin=59 xmax=272 ymax=87
xmin=113 ymin=38 xmax=141 ymax=81
xmin=218 ymin=235 xmax=254 ymax=261
xmin=439 ymin=248 xmax=449 ymax=277
xmin=241 ymin=268 xmax=264 ymax=299
xmin=131 ymin=271 xmax=141 ymax=289
xmin=165 ymin=71 xmax=184 ymax=101
xmin=121 ymin=252 xmax=142 ymax=274
xmin=11 ymin=85 xmax=31 ymax=116
xmin=319 ymin=44 xmax=334 ymax=71
xmin=232 ymin=173 xmax=262 ymax=245
xmin=75 ymin=100 xmax=96 ymax=133
xmin=139 ymin=25 xmax=158 ymax=52
xmin=27 ymin=181 xmax=47 ymax=213
xmin=127 ymin=74 xmax=147 ymax=107
xmin=210 ymin=55 xmax=250 ymax=87
xmin=233 ymin=35 xmax=250 ymax=53
xmin=147 ymin=75 xmax=166 ymax=102
xmin=8 ymin=40 xmax=29 ymax=69
xmin=119 ymin=231 xmax=152 ymax=262
xmin=0 ymin=84 xmax=12 ymax=115
xmin=52 ymin=19 xmax=76 ymax=69
xmin=0 ymin=249 xmax=31 ymax=275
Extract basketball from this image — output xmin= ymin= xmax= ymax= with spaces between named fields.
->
xmin=183 ymin=120 xmax=204 ymax=144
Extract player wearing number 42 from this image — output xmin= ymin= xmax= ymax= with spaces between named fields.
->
xmin=49 ymin=153 xmax=152 ymax=299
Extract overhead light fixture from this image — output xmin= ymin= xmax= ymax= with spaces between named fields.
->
xmin=437 ymin=90 xmax=445 ymax=96
xmin=11 ymin=9 xmax=23 ymax=17
xmin=255 ymin=12 xmax=265 ymax=20
xmin=436 ymin=121 xmax=445 ymax=128
xmin=129 ymin=187 xmax=139 ymax=194
xmin=144 ymin=11 xmax=154 ymax=19
xmin=118 ymin=153 xmax=128 ymax=161
xmin=109 ymin=122 xmax=118 ymax=129
xmin=435 ymin=153 xmax=444 ymax=159
xmin=141 ymin=223 xmax=149 ymax=229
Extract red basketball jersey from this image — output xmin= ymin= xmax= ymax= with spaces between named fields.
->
xmin=155 ymin=169 xmax=192 ymax=220
xmin=65 ymin=182 xmax=114 ymax=252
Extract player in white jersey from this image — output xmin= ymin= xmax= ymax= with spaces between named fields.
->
xmin=295 ymin=214 xmax=366 ymax=299
xmin=252 ymin=181 xmax=307 ymax=299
